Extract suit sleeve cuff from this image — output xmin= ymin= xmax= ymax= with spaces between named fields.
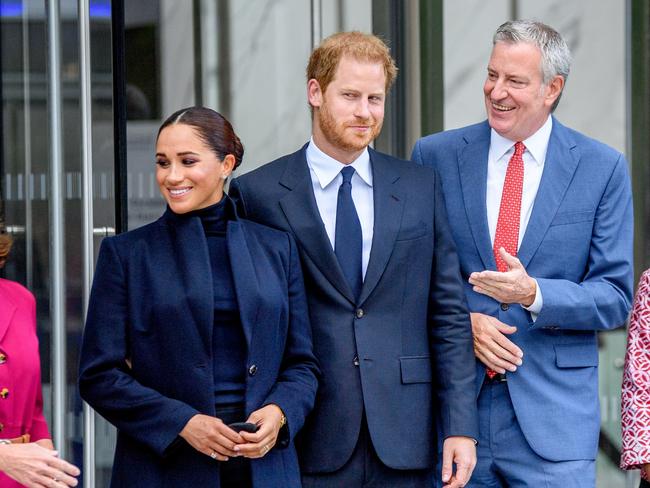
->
xmin=444 ymin=435 xmax=478 ymax=445
xmin=522 ymin=278 xmax=543 ymax=321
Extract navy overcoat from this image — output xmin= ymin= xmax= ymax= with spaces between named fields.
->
xmin=79 ymin=200 xmax=319 ymax=487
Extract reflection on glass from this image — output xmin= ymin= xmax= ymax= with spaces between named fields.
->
xmin=1 ymin=0 xmax=115 ymax=484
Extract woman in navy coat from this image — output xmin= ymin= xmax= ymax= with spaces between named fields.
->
xmin=79 ymin=107 xmax=319 ymax=488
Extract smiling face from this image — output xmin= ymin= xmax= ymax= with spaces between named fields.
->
xmin=484 ymin=41 xmax=563 ymax=142
xmin=155 ymin=123 xmax=234 ymax=214
xmin=308 ymin=55 xmax=386 ymax=163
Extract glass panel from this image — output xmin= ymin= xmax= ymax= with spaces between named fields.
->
xmin=2 ymin=1 xmax=115 ymax=485
xmin=60 ymin=3 xmax=115 ymax=482
xmin=321 ymin=0 xmax=373 ymax=34
xmin=124 ymin=0 xmax=165 ymax=230
xmin=1 ymin=0 xmax=53 ymax=440
xmin=210 ymin=0 xmax=312 ymax=173
xmin=442 ymin=0 xmax=510 ymax=130
xmin=87 ymin=2 xmax=116 ymax=485
xmin=197 ymin=0 xmax=371 ymax=173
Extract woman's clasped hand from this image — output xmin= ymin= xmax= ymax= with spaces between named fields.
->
xmin=180 ymin=404 xmax=284 ymax=461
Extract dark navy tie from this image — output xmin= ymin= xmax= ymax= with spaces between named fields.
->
xmin=335 ymin=166 xmax=363 ymax=300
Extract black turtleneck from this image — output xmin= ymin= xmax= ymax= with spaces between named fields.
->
xmin=184 ymin=197 xmax=246 ymax=406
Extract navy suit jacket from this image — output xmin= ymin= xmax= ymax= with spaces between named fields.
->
xmin=412 ymin=118 xmax=634 ymax=461
xmin=79 ymin=200 xmax=319 ymax=488
xmin=230 ymin=145 xmax=478 ymax=473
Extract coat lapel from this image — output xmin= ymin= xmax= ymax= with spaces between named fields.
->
xmin=165 ymin=212 xmax=214 ymax=355
xmin=458 ymin=123 xmax=495 ymax=270
xmin=278 ymin=147 xmax=356 ymax=303
xmin=518 ymin=119 xmax=579 ymax=267
xmin=358 ymin=150 xmax=404 ymax=305
xmin=0 ymin=283 xmax=16 ymax=342
xmin=226 ymin=221 xmax=259 ymax=348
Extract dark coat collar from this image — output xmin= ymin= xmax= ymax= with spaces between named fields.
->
xmin=160 ymin=194 xmax=241 ymax=226
xmin=153 ymin=194 xmax=259 ymax=353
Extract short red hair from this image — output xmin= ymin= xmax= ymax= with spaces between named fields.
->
xmin=307 ymin=31 xmax=398 ymax=95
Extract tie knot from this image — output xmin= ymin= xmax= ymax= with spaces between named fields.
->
xmin=514 ymin=141 xmax=525 ymax=156
xmin=340 ymin=166 xmax=355 ymax=184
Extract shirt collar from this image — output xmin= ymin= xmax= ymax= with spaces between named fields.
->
xmin=306 ymin=137 xmax=373 ymax=189
xmin=489 ymin=115 xmax=553 ymax=167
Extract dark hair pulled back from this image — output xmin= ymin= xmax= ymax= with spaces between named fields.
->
xmin=157 ymin=106 xmax=244 ymax=169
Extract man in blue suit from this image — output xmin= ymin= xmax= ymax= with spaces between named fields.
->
xmin=412 ymin=20 xmax=633 ymax=487
xmin=231 ymin=31 xmax=478 ymax=487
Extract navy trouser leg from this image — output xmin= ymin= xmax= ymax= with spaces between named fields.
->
xmin=302 ymin=415 xmax=432 ymax=488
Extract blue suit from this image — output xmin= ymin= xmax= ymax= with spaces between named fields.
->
xmin=79 ymin=202 xmax=319 ymax=488
xmin=412 ymin=118 xmax=633 ymax=465
xmin=230 ymin=145 xmax=479 ymax=477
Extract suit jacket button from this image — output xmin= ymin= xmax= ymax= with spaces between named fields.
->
xmin=0 ymin=388 xmax=8 ymax=399
xmin=353 ymin=356 xmax=360 ymax=366
xmin=500 ymin=303 xmax=509 ymax=311
xmin=0 ymin=353 xmax=6 ymax=364
xmin=355 ymin=309 xmax=364 ymax=319
xmin=0 ymin=422 xmax=3 ymax=432
xmin=248 ymin=365 xmax=258 ymax=376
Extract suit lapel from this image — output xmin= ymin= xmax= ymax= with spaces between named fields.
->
xmin=0 ymin=283 xmax=17 ymax=342
xmin=166 ymin=212 xmax=213 ymax=355
xmin=226 ymin=221 xmax=259 ymax=348
xmin=358 ymin=150 xmax=404 ymax=305
xmin=518 ymin=119 xmax=579 ymax=267
xmin=458 ymin=123 xmax=495 ymax=270
xmin=278 ymin=147 xmax=356 ymax=303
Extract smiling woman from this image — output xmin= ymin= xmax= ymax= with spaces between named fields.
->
xmin=155 ymin=108 xmax=243 ymax=215
xmin=79 ymin=106 xmax=319 ymax=488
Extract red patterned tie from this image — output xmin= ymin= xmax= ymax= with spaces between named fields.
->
xmin=493 ymin=141 xmax=525 ymax=272
xmin=486 ymin=141 xmax=525 ymax=379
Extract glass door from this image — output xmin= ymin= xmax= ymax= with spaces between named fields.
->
xmin=1 ymin=0 xmax=115 ymax=485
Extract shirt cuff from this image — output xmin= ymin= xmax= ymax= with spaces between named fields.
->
xmin=522 ymin=278 xmax=543 ymax=321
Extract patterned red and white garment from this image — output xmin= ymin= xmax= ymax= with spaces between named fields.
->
xmin=621 ymin=269 xmax=650 ymax=479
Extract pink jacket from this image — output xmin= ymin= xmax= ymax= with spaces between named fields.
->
xmin=621 ymin=269 xmax=650 ymax=478
xmin=0 ymin=278 xmax=50 ymax=487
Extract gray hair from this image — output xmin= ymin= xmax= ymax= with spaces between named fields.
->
xmin=493 ymin=20 xmax=572 ymax=111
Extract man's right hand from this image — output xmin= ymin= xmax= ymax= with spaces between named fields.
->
xmin=471 ymin=312 xmax=523 ymax=373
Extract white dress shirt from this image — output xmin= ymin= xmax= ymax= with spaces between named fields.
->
xmin=306 ymin=138 xmax=374 ymax=279
xmin=486 ymin=115 xmax=553 ymax=315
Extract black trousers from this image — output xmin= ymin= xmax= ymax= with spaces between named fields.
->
xmin=215 ymin=403 xmax=252 ymax=488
